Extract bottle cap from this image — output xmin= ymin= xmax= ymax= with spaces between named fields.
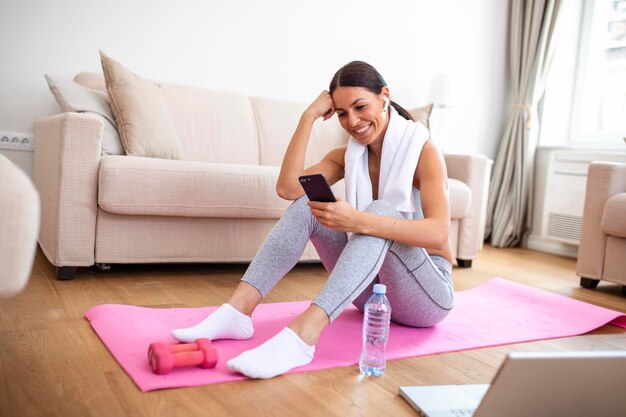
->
xmin=373 ymin=284 xmax=387 ymax=294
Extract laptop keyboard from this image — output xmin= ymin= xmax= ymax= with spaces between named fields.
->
xmin=451 ymin=409 xmax=475 ymax=416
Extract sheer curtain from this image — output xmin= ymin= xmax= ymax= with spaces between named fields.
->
xmin=485 ymin=0 xmax=563 ymax=247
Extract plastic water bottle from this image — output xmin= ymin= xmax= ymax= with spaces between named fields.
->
xmin=359 ymin=283 xmax=392 ymax=376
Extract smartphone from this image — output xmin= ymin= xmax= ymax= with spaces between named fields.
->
xmin=298 ymin=174 xmax=337 ymax=203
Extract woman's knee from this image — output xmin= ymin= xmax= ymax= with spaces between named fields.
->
xmin=284 ymin=195 xmax=312 ymax=217
xmin=291 ymin=195 xmax=310 ymax=208
xmin=364 ymin=200 xmax=402 ymax=218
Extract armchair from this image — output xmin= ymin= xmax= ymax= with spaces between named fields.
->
xmin=0 ymin=154 xmax=40 ymax=297
xmin=576 ymin=162 xmax=626 ymax=292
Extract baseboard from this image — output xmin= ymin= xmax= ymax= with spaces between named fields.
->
xmin=526 ymin=234 xmax=578 ymax=259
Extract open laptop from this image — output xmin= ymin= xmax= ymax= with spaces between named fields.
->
xmin=400 ymin=351 xmax=626 ymax=417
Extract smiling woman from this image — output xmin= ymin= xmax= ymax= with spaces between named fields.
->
xmin=333 ymin=89 xmax=389 ymax=143
xmin=171 ymin=60 xmax=455 ymax=380
xmin=330 ymin=60 xmax=415 ymax=124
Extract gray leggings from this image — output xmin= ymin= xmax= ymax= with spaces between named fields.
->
xmin=241 ymin=196 xmax=454 ymax=327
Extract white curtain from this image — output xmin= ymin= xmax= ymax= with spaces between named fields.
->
xmin=485 ymin=0 xmax=563 ymax=247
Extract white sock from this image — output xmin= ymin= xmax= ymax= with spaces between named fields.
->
xmin=227 ymin=327 xmax=315 ymax=379
xmin=171 ymin=303 xmax=254 ymax=342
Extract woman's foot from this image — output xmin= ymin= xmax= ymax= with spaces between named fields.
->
xmin=227 ymin=327 xmax=315 ymax=379
xmin=172 ymin=303 xmax=254 ymax=342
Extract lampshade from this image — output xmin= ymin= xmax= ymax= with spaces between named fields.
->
xmin=428 ymin=73 xmax=457 ymax=108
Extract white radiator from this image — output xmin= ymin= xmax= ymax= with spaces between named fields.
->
xmin=541 ymin=150 xmax=626 ymax=245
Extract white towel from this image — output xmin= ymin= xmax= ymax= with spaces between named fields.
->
xmin=344 ymin=106 xmax=429 ymax=220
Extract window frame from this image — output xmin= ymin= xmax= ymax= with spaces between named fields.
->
xmin=567 ymin=0 xmax=626 ymax=146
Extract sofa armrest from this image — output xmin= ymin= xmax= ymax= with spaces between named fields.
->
xmin=33 ymin=112 xmax=103 ymax=268
xmin=576 ymin=162 xmax=626 ymax=280
xmin=444 ymin=153 xmax=493 ymax=261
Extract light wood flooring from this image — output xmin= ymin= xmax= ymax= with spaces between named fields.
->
xmin=1 ymin=245 xmax=625 ymax=417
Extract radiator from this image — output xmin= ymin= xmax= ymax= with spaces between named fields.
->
xmin=541 ymin=150 xmax=626 ymax=245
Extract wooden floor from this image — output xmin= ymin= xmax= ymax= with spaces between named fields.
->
xmin=1 ymin=245 xmax=625 ymax=417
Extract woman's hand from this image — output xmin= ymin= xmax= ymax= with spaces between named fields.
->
xmin=304 ymin=91 xmax=335 ymax=121
xmin=307 ymin=198 xmax=362 ymax=232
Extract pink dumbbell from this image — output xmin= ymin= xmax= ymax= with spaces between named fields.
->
xmin=148 ymin=338 xmax=208 ymax=363
xmin=148 ymin=338 xmax=218 ymax=375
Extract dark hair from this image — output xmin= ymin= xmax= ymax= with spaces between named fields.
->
xmin=329 ymin=61 xmax=413 ymax=121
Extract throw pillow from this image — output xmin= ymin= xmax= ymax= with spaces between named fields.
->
xmin=408 ymin=103 xmax=434 ymax=129
xmin=73 ymin=71 xmax=107 ymax=91
xmin=99 ymin=50 xmax=185 ymax=160
xmin=44 ymin=74 xmax=124 ymax=155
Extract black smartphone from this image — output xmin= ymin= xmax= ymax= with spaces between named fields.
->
xmin=298 ymin=174 xmax=337 ymax=202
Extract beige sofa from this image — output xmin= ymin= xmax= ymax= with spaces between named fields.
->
xmin=577 ymin=162 xmax=626 ymax=292
xmin=34 ymin=72 xmax=492 ymax=279
xmin=0 ymin=154 xmax=39 ymax=296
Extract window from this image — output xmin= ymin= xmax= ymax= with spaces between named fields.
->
xmin=541 ymin=0 xmax=626 ymax=147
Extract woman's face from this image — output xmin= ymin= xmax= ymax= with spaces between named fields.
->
xmin=332 ymin=86 xmax=390 ymax=146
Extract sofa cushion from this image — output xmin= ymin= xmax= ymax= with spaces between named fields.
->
xmin=73 ymin=71 xmax=260 ymax=165
xmin=100 ymin=51 xmax=185 ymax=160
xmin=449 ymin=179 xmax=471 ymax=219
xmin=98 ymin=155 xmax=467 ymax=221
xmin=161 ymin=85 xmax=259 ymax=165
xmin=250 ymin=97 xmax=348 ymax=167
xmin=98 ymin=156 xmax=289 ymax=218
xmin=74 ymin=72 xmax=107 ymax=90
xmin=601 ymin=193 xmax=626 ymax=238
xmin=408 ymin=104 xmax=434 ymax=129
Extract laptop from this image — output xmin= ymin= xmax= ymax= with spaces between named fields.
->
xmin=399 ymin=351 xmax=626 ymax=417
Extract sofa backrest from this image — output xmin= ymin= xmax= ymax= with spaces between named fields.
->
xmin=73 ymin=72 xmax=348 ymax=167
xmin=160 ymin=84 xmax=259 ymax=165
xmin=249 ymin=97 xmax=348 ymax=167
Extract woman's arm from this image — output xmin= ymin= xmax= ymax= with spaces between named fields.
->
xmin=308 ymin=141 xmax=450 ymax=249
xmin=276 ymin=91 xmax=345 ymax=200
xmin=361 ymin=142 xmax=449 ymax=248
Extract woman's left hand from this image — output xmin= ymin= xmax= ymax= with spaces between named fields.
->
xmin=307 ymin=198 xmax=362 ymax=233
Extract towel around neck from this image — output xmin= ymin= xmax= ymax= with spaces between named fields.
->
xmin=344 ymin=106 xmax=429 ymax=219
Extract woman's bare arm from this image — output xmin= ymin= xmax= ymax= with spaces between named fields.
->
xmin=308 ymin=141 xmax=450 ymax=249
xmin=358 ymin=141 xmax=449 ymax=248
xmin=276 ymin=91 xmax=345 ymax=200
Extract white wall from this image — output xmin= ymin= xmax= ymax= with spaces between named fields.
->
xmin=0 ymin=0 xmax=509 ymax=176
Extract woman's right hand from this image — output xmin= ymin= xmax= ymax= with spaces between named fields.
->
xmin=304 ymin=91 xmax=335 ymax=121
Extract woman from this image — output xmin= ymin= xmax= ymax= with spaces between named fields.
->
xmin=172 ymin=61 xmax=454 ymax=379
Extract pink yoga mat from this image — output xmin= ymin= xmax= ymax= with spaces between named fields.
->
xmin=85 ymin=278 xmax=626 ymax=391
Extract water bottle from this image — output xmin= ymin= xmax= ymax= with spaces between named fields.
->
xmin=359 ymin=283 xmax=392 ymax=376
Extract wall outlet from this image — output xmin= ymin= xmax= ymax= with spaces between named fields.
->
xmin=0 ymin=131 xmax=34 ymax=152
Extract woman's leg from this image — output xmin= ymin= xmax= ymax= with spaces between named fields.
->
xmin=348 ymin=201 xmax=454 ymax=327
xmin=228 ymin=200 xmax=455 ymax=378
xmin=172 ymin=196 xmax=347 ymax=342
xmin=239 ymin=197 xmax=348 ymax=299
xmin=227 ymin=200 xmax=397 ymax=378
xmin=352 ymin=246 xmax=454 ymax=327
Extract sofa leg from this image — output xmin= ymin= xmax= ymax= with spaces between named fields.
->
xmin=57 ymin=267 xmax=77 ymax=280
xmin=456 ymin=259 xmax=472 ymax=268
xmin=96 ymin=263 xmax=111 ymax=271
xmin=580 ymin=277 xmax=600 ymax=289
xmin=88 ymin=263 xmax=111 ymax=274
